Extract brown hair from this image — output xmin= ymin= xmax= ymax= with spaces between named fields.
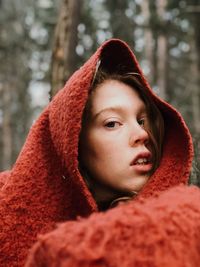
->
xmin=82 ymin=69 xmax=164 ymax=174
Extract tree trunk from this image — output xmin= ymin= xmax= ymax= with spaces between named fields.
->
xmin=141 ymin=0 xmax=154 ymax=84
xmin=2 ymin=84 xmax=12 ymax=170
xmin=192 ymin=6 xmax=200 ymax=134
xmin=190 ymin=35 xmax=200 ymax=135
xmin=156 ymin=0 xmax=168 ymax=100
xmin=186 ymin=3 xmax=200 ymax=135
xmin=50 ymin=0 xmax=82 ymax=98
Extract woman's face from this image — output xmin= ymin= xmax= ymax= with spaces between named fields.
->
xmin=79 ymin=79 xmax=153 ymax=201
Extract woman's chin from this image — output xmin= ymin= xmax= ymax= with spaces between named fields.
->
xmin=120 ymin=175 xmax=149 ymax=193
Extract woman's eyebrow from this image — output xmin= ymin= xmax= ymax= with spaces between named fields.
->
xmin=93 ymin=106 xmax=125 ymax=120
xmin=93 ymin=104 xmax=147 ymax=120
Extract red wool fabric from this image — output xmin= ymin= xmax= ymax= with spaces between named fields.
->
xmin=0 ymin=170 xmax=10 ymax=188
xmin=0 ymin=39 xmax=199 ymax=267
xmin=26 ymin=186 xmax=200 ymax=267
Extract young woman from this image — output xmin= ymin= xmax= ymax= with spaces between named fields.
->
xmin=0 ymin=39 xmax=199 ymax=267
xmin=78 ymin=69 xmax=164 ymax=210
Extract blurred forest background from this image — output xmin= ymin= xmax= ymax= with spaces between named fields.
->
xmin=0 ymin=0 xmax=199 ymax=185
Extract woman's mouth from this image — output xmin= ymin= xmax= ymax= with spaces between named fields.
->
xmin=130 ymin=152 xmax=152 ymax=173
xmin=134 ymin=157 xmax=151 ymax=165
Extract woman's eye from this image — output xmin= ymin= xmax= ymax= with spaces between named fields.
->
xmin=105 ymin=121 xmax=121 ymax=129
xmin=138 ymin=118 xmax=145 ymax=127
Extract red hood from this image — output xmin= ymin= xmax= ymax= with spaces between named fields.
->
xmin=49 ymin=38 xmax=193 ymax=208
xmin=0 ymin=39 xmax=193 ymax=267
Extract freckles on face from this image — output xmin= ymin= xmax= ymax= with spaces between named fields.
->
xmin=79 ymin=79 xmax=152 ymax=197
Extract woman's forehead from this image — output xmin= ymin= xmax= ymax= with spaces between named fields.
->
xmin=89 ymin=79 xmax=146 ymax=115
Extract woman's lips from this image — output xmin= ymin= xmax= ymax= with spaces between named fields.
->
xmin=130 ymin=162 xmax=153 ymax=173
xmin=130 ymin=152 xmax=152 ymax=173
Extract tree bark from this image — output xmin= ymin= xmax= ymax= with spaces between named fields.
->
xmin=190 ymin=35 xmax=200 ymax=135
xmin=50 ymin=0 xmax=82 ymax=98
xmin=141 ymin=0 xmax=154 ymax=84
xmin=2 ymin=84 xmax=12 ymax=170
xmin=186 ymin=3 xmax=200 ymax=134
xmin=156 ymin=0 xmax=168 ymax=100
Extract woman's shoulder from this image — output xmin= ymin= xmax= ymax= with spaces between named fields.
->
xmin=25 ymin=185 xmax=200 ymax=267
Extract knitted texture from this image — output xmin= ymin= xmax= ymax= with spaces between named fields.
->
xmin=0 ymin=170 xmax=10 ymax=188
xmin=0 ymin=39 xmax=195 ymax=267
xmin=26 ymin=186 xmax=200 ymax=267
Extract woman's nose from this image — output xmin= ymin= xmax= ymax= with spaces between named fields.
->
xmin=129 ymin=124 xmax=149 ymax=147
